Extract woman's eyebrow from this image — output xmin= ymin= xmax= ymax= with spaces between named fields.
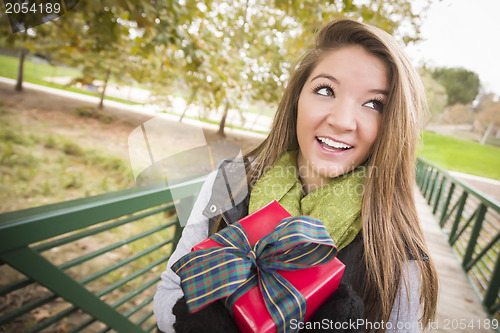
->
xmin=310 ymin=73 xmax=338 ymax=83
xmin=311 ymin=74 xmax=388 ymax=95
xmin=369 ymin=89 xmax=389 ymax=95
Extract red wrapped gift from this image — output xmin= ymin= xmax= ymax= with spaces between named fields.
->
xmin=189 ymin=201 xmax=345 ymax=333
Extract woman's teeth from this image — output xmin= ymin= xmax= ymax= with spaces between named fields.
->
xmin=317 ymin=137 xmax=353 ymax=150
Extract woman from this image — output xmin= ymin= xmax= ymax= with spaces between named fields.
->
xmin=154 ymin=19 xmax=438 ymax=332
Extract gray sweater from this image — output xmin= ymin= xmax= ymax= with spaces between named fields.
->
xmin=153 ymin=168 xmax=421 ymax=333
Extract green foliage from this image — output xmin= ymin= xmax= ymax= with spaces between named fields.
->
xmin=170 ymin=0 xmax=431 ymax=134
xmin=0 ymin=0 xmax=205 ymax=101
xmin=62 ymin=140 xmax=84 ymax=156
xmin=418 ymin=131 xmax=500 ymax=180
xmin=0 ymin=127 xmax=36 ymax=146
xmin=0 ymin=142 xmax=39 ymax=167
xmin=84 ymin=149 xmax=129 ymax=173
xmin=274 ymin=0 xmax=428 ymax=44
xmin=43 ymin=135 xmax=57 ymax=149
xmin=74 ymin=106 xmax=114 ymax=123
xmin=431 ymin=67 xmax=481 ymax=106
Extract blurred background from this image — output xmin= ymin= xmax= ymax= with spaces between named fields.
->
xmin=0 ymin=0 xmax=499 ymax=212
xmin=0 ymin=0 xmax=499 ymax=332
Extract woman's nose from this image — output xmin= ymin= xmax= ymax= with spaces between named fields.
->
xmin=326 ymin=99 xmax=357 ymax=131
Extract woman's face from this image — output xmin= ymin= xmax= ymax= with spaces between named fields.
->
xmin=296 ymin=46 xmax=389 ymax=192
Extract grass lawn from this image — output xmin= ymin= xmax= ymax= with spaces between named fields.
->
xmin=0 ymin=102 xmax=134 ymax=212
xmin=0 ymin=54 xmax=141 ymax=105
xmin=418 ymin=131 xmax=500 ymax=180
xmin=0 ymin=53 xmax=81 ymax=80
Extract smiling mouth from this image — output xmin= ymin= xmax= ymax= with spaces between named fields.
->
xmin=316 ymin=136 xmax=353 ymax=151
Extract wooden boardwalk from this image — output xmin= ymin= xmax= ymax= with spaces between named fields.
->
xmin=415 ymin=188 xmax=495 ymax=332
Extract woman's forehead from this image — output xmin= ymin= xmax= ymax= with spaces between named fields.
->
xmin=307 ymin=46 xmax=390 ymax=92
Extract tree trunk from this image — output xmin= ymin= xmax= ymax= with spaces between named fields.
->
xmin=179 ymin=90 xmax=196 ymax=122
xmin=480 ymin=121 xmax=494 ymax=145
xmin=51 ymin=65 xmax=57 ymax=86
xmin=217 ymin=101 xmax=230 ymax=137
xmin=98 ymin=69 xmax=111 ymax=110
xmin=15 ymin=48 xmax=26 ymax=91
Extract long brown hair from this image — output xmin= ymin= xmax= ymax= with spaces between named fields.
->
xmin=244 ymin=19 xmax=438 ymax=330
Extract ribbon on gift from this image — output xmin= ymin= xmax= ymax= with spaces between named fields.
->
xmin=172 ymin=216 xmax=338 ymax=333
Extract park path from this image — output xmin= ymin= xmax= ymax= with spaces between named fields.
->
xmin=0 ymin=77 xmax=266 ymax=154
xmin=415 ymin=188 xmax=494 ymax=333
xmin=451 ymin=171 xmax=500 ymax=204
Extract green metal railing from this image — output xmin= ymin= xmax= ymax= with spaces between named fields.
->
xmin=416 ymin=156 xmax=500 ymax=322
xmin=0 ymin=178 xmax=204 ymax=332
xmin=2 ymin=157 xmax=498 ymax=331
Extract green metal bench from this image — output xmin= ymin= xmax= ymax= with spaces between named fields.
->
xmin=416 ymin=156 xmax=500 ymax=323
xmin=0 ymin=178 xmax=204 ymax=332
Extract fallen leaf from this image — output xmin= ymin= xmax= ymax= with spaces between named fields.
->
xmin=31 ymin=308 xmax=51 ymax=322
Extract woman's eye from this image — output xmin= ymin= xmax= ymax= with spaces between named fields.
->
xmin=364 ymin=100 xmax=384 ymax=112
xmin=314 ymin=85 xmax=335 ymax=97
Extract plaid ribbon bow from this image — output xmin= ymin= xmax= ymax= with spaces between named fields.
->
xmin=172 ymin=216 xmax=337 ymax=333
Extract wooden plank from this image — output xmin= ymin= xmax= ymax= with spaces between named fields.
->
xmin=415 ymin=187 xmax=495 ymax=333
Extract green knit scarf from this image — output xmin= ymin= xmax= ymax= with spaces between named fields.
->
xmin=248 ymin=150 xmax=365 ymax=251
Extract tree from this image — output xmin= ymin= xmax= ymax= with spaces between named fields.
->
xmin=49 ymin=0 xmax=188 ymax=109
xmin=440 ymin=103 xmax=475 ymax=125
xmin=419 ymin=68 xmax=448 ymax=122
xmin=1 ymin=0 xmax=431 ymax=131
xmin=274 ymin=0 xmax=431 ymax=46
xmin=0 ymin=0 xmax=204 ymax=105
xmin=177 ymin=0 xmax=431 ymax=135
xmin=0 ymin=11 xmax=36 ymax=91
xmin=476 ymin=94 xmax=500 ymax=144
xmin=431 ymin=67 xmax=481 ymax=106
xmin=0 ymin=0 xmax=80 ymax=91
xmin=173 ymin=1 xmax=293 ymax=136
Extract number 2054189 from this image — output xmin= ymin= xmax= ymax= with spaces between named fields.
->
xmin=5 ymin=2 xmax=61 ymax=14
xmin=440 ymin=319 xmax=499 ymax=330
